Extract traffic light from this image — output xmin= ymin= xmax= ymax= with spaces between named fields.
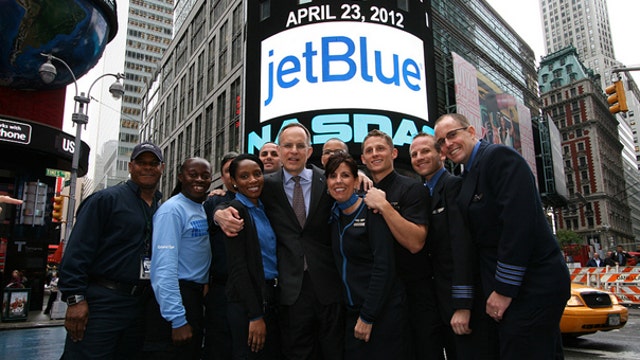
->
xmin=52 ymin=195 xmax=64 ymax=222
xmin=605 ymin=80 xmax=628 ymax=114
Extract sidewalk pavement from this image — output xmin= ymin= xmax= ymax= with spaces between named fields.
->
xmin=0 ymin=309 xmax=64 ymax=331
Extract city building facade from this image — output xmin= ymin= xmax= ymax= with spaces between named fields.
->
xmin=96 ymin=0 xmax=174 ymax=190
xmin=539 ymin=46 xmax=634 ymax=250
xmin=539 ymin=0 xmax=640 ymax=188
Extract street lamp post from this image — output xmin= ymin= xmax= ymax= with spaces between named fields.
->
xmin=38 ymin=53 xmax=124 ymax=243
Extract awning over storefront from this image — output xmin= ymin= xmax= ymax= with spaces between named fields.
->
xmin=0 ymin=116 xmax=89 ymax=177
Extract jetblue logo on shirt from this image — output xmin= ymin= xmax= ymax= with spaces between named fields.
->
xmin=190 ymin=219 xmax=209 ymax=237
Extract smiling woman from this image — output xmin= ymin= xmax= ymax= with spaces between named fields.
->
xmin=223 ymin=154 xmax=281 ymax=358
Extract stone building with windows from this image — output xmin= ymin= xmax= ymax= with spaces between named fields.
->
xmin=538 ymin=46 xmax=634 ymax=250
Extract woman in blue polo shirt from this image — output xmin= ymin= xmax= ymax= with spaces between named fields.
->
xmin=224 ymin=154 xmax=280 ymax=359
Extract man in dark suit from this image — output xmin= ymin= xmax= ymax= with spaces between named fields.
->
xmin=434 ymin=114 xmax=570 ymax=359
xmin=409 ymin=133 xmax=495 ymax=359
xmin=614 ymin=245 xmax=631 ymax=266
xmin=586 ymin=252 xmax=604 ymax=267
xmin=215 ymin=123 xmax=344 ymax=359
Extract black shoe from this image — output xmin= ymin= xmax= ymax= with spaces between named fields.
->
xmin=44 ymin=310 xmax=50 ymax=315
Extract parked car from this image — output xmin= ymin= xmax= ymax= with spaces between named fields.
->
xmin=560 ymin=283 xmax=628 ymax=337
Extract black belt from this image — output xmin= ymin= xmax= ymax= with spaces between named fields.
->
xmin=265 ymin=278 xmax=279 ymax=287
xmin=92 ymin=278 xmax=149 ymax=296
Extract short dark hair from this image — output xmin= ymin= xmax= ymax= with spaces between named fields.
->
xmin=324 ymin=152 xmax=358 ymax=179
xmin=362 ymin=129 xmax=393 ymax=152
xmin=229 ymin=154 xmax=264 ymax=179
xmin=220 ymin=152 xmax=239 ymax=173
xmin=412 ymin=132 xmax=441 ymax=153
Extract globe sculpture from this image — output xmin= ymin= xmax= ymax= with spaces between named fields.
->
xmin=0 ymin=0 xmax=118 ymax=90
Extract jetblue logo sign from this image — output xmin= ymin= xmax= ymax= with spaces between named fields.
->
xmin=260 ymin=22 xmax=428 ymax=122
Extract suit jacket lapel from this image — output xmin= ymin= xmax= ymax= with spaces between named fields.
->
xmin=457 ymin=141 xmax=487 ymax=209
xmin=431 ymin=172 xmax=448 ymax=211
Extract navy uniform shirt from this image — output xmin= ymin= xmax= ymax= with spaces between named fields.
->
xmin=59 ymin=180 xmax=161 ymax=298
xmin=374 ymin=171 xmax=430 ymax=283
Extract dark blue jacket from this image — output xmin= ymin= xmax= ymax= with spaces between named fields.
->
xmin=59 ymin=180 xmax=161 ymax=297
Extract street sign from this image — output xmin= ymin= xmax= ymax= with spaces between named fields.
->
xmin=46 ymin=168 xmax=70 ymax=179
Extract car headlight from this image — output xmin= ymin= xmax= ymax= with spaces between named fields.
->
xmin=609 ymin=294 xmax=620 ymax=305
xmin=566 ymin=294 xmax=585 ymax=306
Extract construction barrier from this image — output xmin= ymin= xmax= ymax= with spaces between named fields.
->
xmin=569 ymin=266 xmax=640 ymax=305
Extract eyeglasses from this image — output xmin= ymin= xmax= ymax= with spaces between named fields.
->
xmin=322 ymin=149 xmax=346 ymax=156
xmin=436 ymin=127 xmax=468 ymax=147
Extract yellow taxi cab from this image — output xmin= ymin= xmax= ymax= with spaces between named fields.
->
xmin=560 ymin=283 xmax=628 ymax=337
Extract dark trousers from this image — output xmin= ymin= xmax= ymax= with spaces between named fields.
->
xmin=227 ymin=284 xmax=280 ymax=359
xmin=203 ymin=282 xmax=232 ymax=360
xmin=344 ymin=286 xmax=409 ymax=360
xmin=141 ymin=281 xmax=205 ymax=360
xmin=454 ymin=297 xmax=499 ymax=360
xmin=499 ymin=300 xmax=565 ymax=360
xmin=405 ymin=278 xmax=445 ymax=360
xmin=279 ymin=272 xmax=344 ymax=360
xmin=62 ymin=284 xmax=145 ymax=360
xmin=44 ymin=290 xmax=58 ymax=314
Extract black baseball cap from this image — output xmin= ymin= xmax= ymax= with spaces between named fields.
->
xmin=131 ymin=141 xmax=164 ymax=162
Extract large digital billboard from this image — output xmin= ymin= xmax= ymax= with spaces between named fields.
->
xmin=452 ymin=51 xmax=537 ymax=179
xmin=244 ymin=0 xmax=437 ymax=164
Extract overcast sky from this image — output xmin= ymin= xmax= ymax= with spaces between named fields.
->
xmin=486 ymin=0 xmax=640 ymax=82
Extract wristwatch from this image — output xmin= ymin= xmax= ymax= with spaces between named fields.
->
xmin=66 ymin=294 xmax=86 ymax=305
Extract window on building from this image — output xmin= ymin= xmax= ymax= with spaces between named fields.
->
xmin=578 ymin=156 xmax=587 ymax=166
xmin=573 ymin=114 xmax=580 ymax=124
xmin=194 ymin=115 xmax=202 ymax=157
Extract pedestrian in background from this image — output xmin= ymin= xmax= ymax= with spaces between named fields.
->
xmin=59 ymin=141 xmax=164 ymax=359
xmin=434 ymin=113 xmax=570 ymax=359
xmin=586 ymin=253 xmax=604 ymax=267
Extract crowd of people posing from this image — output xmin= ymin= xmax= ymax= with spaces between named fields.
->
xmin=57 ymin=114 xmax=570 ymax=360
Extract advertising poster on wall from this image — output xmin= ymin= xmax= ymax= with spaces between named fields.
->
xmin=244 ymin=0 xmax=437 ymax=166
xmin=451 ymin=52 xmax=537 ymax=177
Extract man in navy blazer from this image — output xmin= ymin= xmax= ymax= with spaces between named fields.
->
xmin=410 ymin=133 xmax=496 ymax=359
xmin=215 ymin=123 xmax=344 ymax=359
xmin=434 ymin=113 xmax=570 ymax=359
